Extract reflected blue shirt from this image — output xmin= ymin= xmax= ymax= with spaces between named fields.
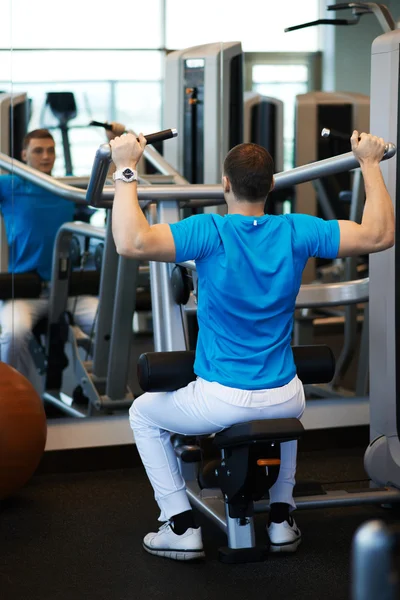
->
xmin=170 ymin=213 xmax=340 ymax=389
xmin=0 ymin=175 xmax=75 ymax=281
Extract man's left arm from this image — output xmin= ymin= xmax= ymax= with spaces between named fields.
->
xmin=110 ymin=133 xmax=177 ymax=262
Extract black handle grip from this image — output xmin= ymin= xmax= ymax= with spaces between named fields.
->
xmin=143 ymin=128 xmax=178 ymax=145
xmin=93 ymin=125 xmax=178 ymax=145
xmin=89 ymin=120 xmax=114 ymax=131
xmin=321 ymin=127 xmax=391 ymax=154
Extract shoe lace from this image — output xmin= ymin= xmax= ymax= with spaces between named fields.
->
xmin=158 ymin=521 xmax=172 ymax=533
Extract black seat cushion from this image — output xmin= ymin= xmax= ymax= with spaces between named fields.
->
xmin=213 ymin=418 xmax=304 ymax=449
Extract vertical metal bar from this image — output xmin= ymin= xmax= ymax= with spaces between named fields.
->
xmin=105 ymin=255 xmax=139 ymax=400
xmin=92 ymin=215 xmax=119 ymax=378
xmin=110 ymin=80 xmax=117 ymax=123
xmin=147 ymin=204 xmax=166 ymax=352
xmin=220 ymin=449 xmax=256 ymax=549
xmin=60 ymin=125 xmax=73 ymax=176
xmin=225 ymin=509 xmax=256 ymax=549
xmin=154 ymin=200 xmax=186 ymax=352
xmin=356 ymin=305 xmax=369 ymax=397
xmin=47 ymin=227 xmax=73 ymax=334
xmin=332 ymin=168 xmax=365 ymax=388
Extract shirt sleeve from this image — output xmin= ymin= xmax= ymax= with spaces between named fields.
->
xmin=286 ymin=214 xmax=340 ymax=259
xmin=169 ymin=214 xmax=220 ymax=262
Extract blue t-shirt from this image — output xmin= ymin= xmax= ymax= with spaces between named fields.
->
xmin=0 ymin=175 xmax=75 ymax=281
xmin=170 ymin=213 xmax=340 ymax=390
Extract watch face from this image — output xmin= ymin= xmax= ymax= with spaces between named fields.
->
xmin=123 ymin=168 xmax=134 ymax=178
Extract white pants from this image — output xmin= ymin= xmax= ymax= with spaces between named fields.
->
xmin=0 ymin=294 xmax=98 ymax=383
xmin=129 ymin=375 xmax=305 ymax=522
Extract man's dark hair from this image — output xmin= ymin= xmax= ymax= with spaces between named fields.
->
xmin=223 ymin=143 xmax=274 ymax=202
xmin=22 ymin=128 xmax=54 ymax=150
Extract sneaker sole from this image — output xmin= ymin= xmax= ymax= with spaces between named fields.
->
xmin=269 ymin=537 xmax=302 ymax=553
xmin=143 ymin=543 xmax=205 ymax=561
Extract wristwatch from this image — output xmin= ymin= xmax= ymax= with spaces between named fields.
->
xmin=113 ymin=167 xmax=138 ymax=183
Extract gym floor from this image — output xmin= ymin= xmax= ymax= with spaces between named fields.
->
xmin=2 ymin=432 xmax=400 ymax=600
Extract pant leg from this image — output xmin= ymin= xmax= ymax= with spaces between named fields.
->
xmin=129 ymin=376 xmax=305 ymax=520
xmin=66 ymin=295 xmax=98 ymax=336
xmin=129 ymin=380 xmax=227 ymax=522
xmin=0 ymin=297 xmax=49 ymax=380
xmin=262 ymin=385 xmax=306 ymax=510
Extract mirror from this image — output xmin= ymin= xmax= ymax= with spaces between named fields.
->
xmin=1 ymin=1 xmax=322 ymax=451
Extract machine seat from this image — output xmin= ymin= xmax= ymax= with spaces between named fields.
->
xmin=213 ymin=418 xmax=304 ymax=449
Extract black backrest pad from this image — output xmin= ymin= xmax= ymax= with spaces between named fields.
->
xmin=137 ymin=351 xmax=196 ymax=392
xmin=213 ymin=418 xmax=304 ymax=449
xmin=0 ymin=272 xmax=42 ymax=299
xmin=137 ymin=345 xmax=335 ymax=392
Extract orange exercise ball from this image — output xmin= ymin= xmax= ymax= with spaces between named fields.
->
xmin=0 ymin=363 xmax=47 ymax=500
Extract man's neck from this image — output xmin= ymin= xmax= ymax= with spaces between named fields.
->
xmin=227 ymin=202 xmax=265 ymax=217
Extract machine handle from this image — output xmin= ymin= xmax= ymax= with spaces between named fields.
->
xmin=321 ymin=128 xmax=393 ymax=156
xmin=89 ymin=121 xmax=178 ymax=146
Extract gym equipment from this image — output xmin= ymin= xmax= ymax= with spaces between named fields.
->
xmin=163 ymin=42 xmax=243 ymax=189
xmin=42 ymin=92 xmax=77 ymax=176
xmin=294 ymin=90 xmax=369 ymax=283
xmin=87 ymin=135 xmax=393 ymax=435
xmin=0 ymin=272 xmax=42 ymax=299
xmin=295 ymin=128 xmax=370 ymax=401
xmin=363 ymin=24 xmax=400 ymax=489
xmin=244 ymin=92 xmax=288 ymax=215
xmin=137 ymin=346 xmax=333 ymax=563
xmin=0 ymin=363 xmax=47 ymax=500
xmin=90 ymin=121 xmax=178 ymax=147
xmin=285 ymin=0 xmax=400 ymax=495
xmin=351 ymin=521 xmax=400 ymax=600
xmin=0 ymin=92 xmax=29 ymax=161
xmin=243 ymin=91 xmax=284 ymax=172
xmin=0 ymin=92 xmax=30 ymax=271
xmin=285 ymin=2 xmax=396 ymax=35
xmin=89 ymin=120 xmax=115 ymax=132
xmin=0 ymin=128 xmax=177 ymax=417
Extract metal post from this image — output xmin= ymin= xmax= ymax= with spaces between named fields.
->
xmin=92 ymin=215 xmax=119 ymax=378
xmin=351 ymin=520 xmax=399 ymax=600
xmin=105 ymin=255 xmax=139 ymax=401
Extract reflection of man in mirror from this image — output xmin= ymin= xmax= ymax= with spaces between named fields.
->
xmin=21 ymin=129 xmax=56 ymax=175
xmin=0 ymin=128 xmax=98 ymax=387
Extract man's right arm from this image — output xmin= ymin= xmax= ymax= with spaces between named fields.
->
xmin=337 ymin=131 xmax=395 ymax=257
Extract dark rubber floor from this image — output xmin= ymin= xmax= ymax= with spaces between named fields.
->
xmin=1 ymin=446 xmax=400 ymax=600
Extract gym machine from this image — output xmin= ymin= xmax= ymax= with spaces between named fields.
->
xmin=41 ymin=92 xmax=78 ymax=176
xmin=244 ymin=92 xmax=287 ymax=216
xmin=163 ymin=42 xmax=243 ymax=190
xmin=137 ymin=346 xmax=333 ymax=563
xmin=0 ymin=92 xmax=30 ymax=271
xmin=351 ymin=520 xmax=400 ymax=600
xmin=286 ymin=0 xmax=400 ymax=496
xmin=294 ymin=91 xmax=370 ymax=283
xmin=0 ymin=129 xmax=177 ymax=416
xmin=0 ymin=92 xmax=29 ymax=160
xmin=243 ymin=91 xmax=284 ymax=173
xmin=88 ymin=128 xmax=394 ymax=430
xmin=86 ymin=132 xmax=399 ymax=560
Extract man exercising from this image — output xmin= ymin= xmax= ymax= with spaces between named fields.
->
xmin=0 ymin=124 xmax=124 ymax=386
xmin=110 ymin=131 xmax=394 ymax=561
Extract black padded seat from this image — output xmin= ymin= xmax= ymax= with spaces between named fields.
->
xmin=213 ymin=418 xmax=304 ymax=449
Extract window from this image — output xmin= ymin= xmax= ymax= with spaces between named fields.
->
xmin=166 ymin=0 xmax=321 ymax=51
xmin=1 ymin=51 xmax=163 ymax=175
xmin=1 ymin=0 xmax=163 ymax=49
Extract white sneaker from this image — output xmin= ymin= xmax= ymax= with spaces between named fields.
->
xmin=267 ymin=516 xmax=301 ymax=553
xmin=143 ymin=522 xmax=205 ymax=561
